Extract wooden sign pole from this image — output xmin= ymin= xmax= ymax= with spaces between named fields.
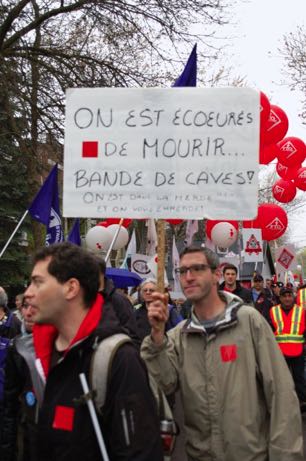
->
xmin=157 ymin=219 xmax=166 ymax=293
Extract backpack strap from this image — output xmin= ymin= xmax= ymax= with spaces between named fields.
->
xmin=89 ymin=333 xmax=132 ymax=414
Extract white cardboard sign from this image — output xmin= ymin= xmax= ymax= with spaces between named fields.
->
xmin=63 ymin=87 xmax=259 ymax=219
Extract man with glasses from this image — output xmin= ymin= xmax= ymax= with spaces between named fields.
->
xmin=141 ymin=246 xmax=303 ymax=461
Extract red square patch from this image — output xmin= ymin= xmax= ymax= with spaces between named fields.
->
xmin=52 ymin=405 xmax=75 ymax=431
xmin=82 ymin=141 xmax=98 ymax=158
xmin=220 ymin=344 xmax=237 ymax=362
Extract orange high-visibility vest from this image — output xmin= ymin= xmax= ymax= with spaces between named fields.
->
xmin=270 ymin=304 xmax=305 ymax=357
xmin=297 ymin=288 xmax=306 ymax=310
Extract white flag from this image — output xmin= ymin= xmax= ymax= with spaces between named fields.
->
xmin=184 ymin=220 xmax=199 ymax=247
xmin=172 ymin=236 xmax=181 ymax=292
xmin=120 ymin=229 xmax=137 ymax=269
xmin=146 ymin=219 xmax=157 ymax=256
xmin=146 ymin=254 xmax=168 ymax=285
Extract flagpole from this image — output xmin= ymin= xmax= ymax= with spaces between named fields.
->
xmin=105 ymin=218 xmax=124 ymax=264
xmin=0 ymin=210 xmax=29 ymax=259
xmin=79 ymin=373 xmax=110 ymax=461
xmin=157 ymin=219 xmax=165 ymax=293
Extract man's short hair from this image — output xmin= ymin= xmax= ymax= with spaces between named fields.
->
xmin=222 ymin=264 xmax=238 ymax=275
xmin=179 ymin=245 xmax=219 ymax=271
xmin=0 ymin=287 xmax=8 ymax=308
xmin=33 ymin=242 xmax=100 ymax=307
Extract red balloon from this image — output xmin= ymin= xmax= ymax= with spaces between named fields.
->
xmin=165 ymin=219 xmax=184 ymax=225
xmin=260 ymin=91 xmax=271 ymax=126
xmin=259 ymin=143 xmax=279 ymax=165
xmin=206 ymin=220 xmax=239 ymax=240
xmin=294 ymin=167 xmax=306 ymax=191
xmin=276 ymin=161 xmax=302 ymax=181
xmin=243 ymin=203 xmax=288 ymax=241
xmin=261 ymin=105 xmax=289 ymax=146
xmin=272 ymin=179 xmax=296 ymax=203
xmin=97 ymin=221 xmax=108 ymax=227
xmin=103 ymin=218 xmax=132 ymax=228
xmin=259 ymin=92 xmax=271 ymax=149
xmin=277 ymin=136 xmax=306 ymax=167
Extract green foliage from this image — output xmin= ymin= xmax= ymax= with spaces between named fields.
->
xmin=0 ymin=145 xmax=32 ymax=289
xmin=0 ymin=87 xmax=32 ymax=289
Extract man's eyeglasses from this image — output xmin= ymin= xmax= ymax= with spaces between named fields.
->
xmin=175 ymin=264 xmax=211 ymax=277
xmin=142 ymin=288 xmax=155 ymax=293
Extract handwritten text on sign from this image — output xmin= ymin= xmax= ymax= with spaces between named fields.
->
xmin=63 ymin=88 xmax=259 ymax=219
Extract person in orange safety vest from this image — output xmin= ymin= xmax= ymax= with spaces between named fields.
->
xmin=296 ymin=286 xmax=306 ymax=310
xmin=270 ymin=286 xmax=306 ymax=408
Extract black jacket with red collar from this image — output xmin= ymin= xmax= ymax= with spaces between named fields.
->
xmin=10 ymin=294 xmax=163 ymax=461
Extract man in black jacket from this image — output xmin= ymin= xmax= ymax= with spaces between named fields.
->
xmin=219 ymin=264 xmax=252 ymax=304
xmin=7 ymin=242 xmax=163 ymax=461
xmin=1 ymin=300 xmax=39 ymax=461
xmin=251 ymin=274 xmax=272 ymax=323
xmin=96 ymin=257 xmax=140 ymax=347
xmin=0 ymin=287 xmax=21 ymax=437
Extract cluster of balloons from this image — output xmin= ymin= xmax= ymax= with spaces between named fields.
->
xmin=260 ymin=91 xmax=306 ymax=204
xmin=85 ymin=218 xmax=130 ymax=252
xmin=205 ymin=201 xmax=289 ymax=248
xmin=203 ymin=91 xmax=304 ymax=247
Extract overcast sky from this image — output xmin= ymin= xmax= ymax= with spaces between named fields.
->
xmin=224 ymin=0 xmax=305 ymax=137
xmin=220 ymin=0 xmax=306 ymax=248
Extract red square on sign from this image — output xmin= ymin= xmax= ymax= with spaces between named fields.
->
xmin=220 ymin=344 xmax=237 ymax=362
xmin=52 ymin=405 xmax=75 ymax=431
xmin=82 ymin=141 xmax=98 ymax=158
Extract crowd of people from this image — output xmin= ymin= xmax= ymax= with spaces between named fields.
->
xmin=0 ymin=242 xmax=305 ymax=461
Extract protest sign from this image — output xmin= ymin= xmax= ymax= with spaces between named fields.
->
xmin=242 ymin=228 xmax=263 ymax=262
xmin=63 ymin=87 xmax=259 ymax=219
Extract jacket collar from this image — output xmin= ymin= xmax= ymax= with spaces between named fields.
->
xmin=32 ymin=293 xmax=103 ymax=378
xmin=183 ymin=291 xmax=242 ymax=334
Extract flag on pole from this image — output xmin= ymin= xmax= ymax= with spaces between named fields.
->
xmin=121 ymin=229 xmax=137 ymax=269
xmin=173 ymin=44 xmax=197 ymax=87
xmin=184 ymin=220 xmax=199 ymax=247
xmin=67 ymin=218 xmax=81 ymax=246
xmin=172 ymin=236 xmax=181 ymax=292
xmin=146 ymin=219 xmax=157 ymax=256
xmin=28 ymin=164 xmax=63 ymax=245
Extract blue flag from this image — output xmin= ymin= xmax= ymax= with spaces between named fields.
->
xmin=28 ymin=164 xmax=64 ymax=245
xmin=67 ymin=218 xmax=81 ymax=246
xmin=173 ymin=44 xmax=197 ymax=87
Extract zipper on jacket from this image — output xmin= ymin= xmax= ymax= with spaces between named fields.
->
xmin=121 ymin=408 xmax=130 ymax=446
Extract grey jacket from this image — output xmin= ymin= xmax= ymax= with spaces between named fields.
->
xmin=141 ymin=292 xmax=304 ymax=461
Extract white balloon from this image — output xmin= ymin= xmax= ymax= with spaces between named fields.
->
xmin=85 ymin=226 xmax=112 ymax=252
xmin=107 ymin=224 xmax=129 ymax=250
xmin=211 ymin=222 xmax=238 ymax=248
